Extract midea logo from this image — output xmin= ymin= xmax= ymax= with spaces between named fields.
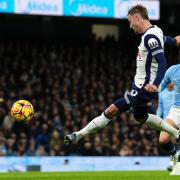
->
xmin=116 ymin=0 xmax=130 ymax=18
xmin=68 ymin=0 xmax=108 ymax=16
xmin=17 ymin=0 xmax=58 ymax=13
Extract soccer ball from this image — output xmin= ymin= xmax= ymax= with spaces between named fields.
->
xmin=11 ymin=100 xmax=34 ymax=123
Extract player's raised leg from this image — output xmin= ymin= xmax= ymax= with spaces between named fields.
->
xmin=159 ymin=130 xmax=178 ymax=171
xmin=64 ymin=104 xmax=118 ymax=145
xmin=146 ymin=114 xmax=180 ymax=139
xmin=64 ymin=96 xmax=131 ymax=145
xmin=159 ymin=115 xmax=180 ymax=170
xmin=130 ymin=98 xmax=180 ymax=140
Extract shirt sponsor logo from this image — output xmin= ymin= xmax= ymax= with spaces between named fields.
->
xmin=148 ymin=38 xmax=159 ymax=49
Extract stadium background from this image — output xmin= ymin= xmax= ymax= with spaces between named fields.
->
xmin=0 ymin=0 xmax=180 ymax=173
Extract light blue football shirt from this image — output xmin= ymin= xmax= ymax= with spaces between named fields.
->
xmin=161 ymin=64 xmax=180 ymax=107
xmin=156 ymin=88 xmax=175 ymax=118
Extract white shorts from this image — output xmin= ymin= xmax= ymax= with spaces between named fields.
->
xmin=166 ymin=107 xmax=180 ymax=128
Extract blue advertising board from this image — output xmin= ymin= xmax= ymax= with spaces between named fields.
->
xmin=63 ymin=0 xmax=114 ymax=18
xmin=14 ymin=0 xmax=63 ymax=16
xmin=0 ymin=0 xmax=160 ymax=20
xmin=0 ymin=156 xmax=169 ymax=172
xmin=114 ymin=0 xmax=160 ymax=20
xmin=0 ymin=0 xmax=14 ymax=13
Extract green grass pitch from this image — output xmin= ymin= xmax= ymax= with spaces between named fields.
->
xmin=0 ymin=171 xmax=179 ymax=180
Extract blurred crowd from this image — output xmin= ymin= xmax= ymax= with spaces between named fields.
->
xmin=0 ymin=36 xmax=179 ymax=157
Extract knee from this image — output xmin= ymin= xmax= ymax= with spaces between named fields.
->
xmin=133 ymin=114 xmax=148 ymax=124
xmin=105 ymin=104 xmax=119 ymax=119
xmin=159 ymin=133 xmax=171 ymax=145
xmin=159 ymin=138 xmax=166 ymax=145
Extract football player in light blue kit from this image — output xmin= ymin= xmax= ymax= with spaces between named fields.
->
xmin=156 ymin=82 xmax=175 ymax=171
xmin=64 ymin=5 xmax=180 ymax=149
xmin=159 ymin=65 xmax=180 ymax=171
xmin=157 ymin=82 xmax=175 ymax=119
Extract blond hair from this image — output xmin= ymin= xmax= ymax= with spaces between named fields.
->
xmin=128 ymin=4 xmax=149 ymax=20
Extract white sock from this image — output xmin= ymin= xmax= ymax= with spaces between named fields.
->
xmin=75 ymin=113 xmax=111 ymax=141
xmin=146 ymin=114 xmax=179 ymax=139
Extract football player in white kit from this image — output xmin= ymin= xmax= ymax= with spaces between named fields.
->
xmin=64 ymin=5 xmax=180 ymax=148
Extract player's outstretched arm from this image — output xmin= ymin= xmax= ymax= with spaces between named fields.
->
xmin=160 ymin=66 xmax=173 ymax=92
